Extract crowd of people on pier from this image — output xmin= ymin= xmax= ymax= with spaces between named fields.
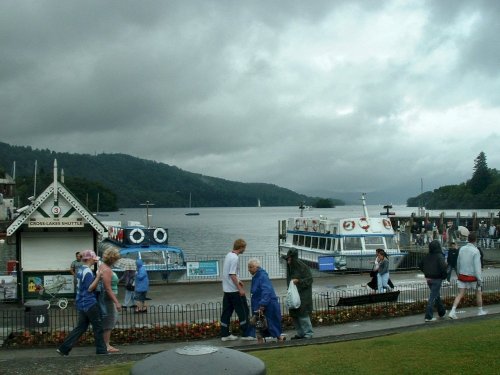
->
xmin=405 ymin=218 xmax=499 ymax=248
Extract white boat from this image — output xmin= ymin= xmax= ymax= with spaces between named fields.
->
xmin=185 ymin=192 xmax=199 ymax=216
xmin=278 ymin=194 xmax=407 ymax=271
xmin=101 ymin=221 xmax=187 ymax=281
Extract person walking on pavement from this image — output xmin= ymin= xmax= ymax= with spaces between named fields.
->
xmin=57 ymin=250 xmax=107 ymax=356
xmin=364 ymin=248 xmax=394 ymax=292
xmin=446 ymin=241 xmax=459 ymax=282
xmin=448 ymin=232 xmax=487 ymax=319
xmin=69 ymin=251 xmax=83 ymax=295
xmin=220 ymin=238 xmax=254 ymax=341
xmin=248 ymin=258 xmax=284 ymax=343
xmin=376 ymin=250 xmax=390 ymax=293
xmin=134 ymin=259 xmax=149 ymax=313
xmin=286 ymin=248 xmax=314 ymax=340
xmin=419 ymin=240 xmax=448 ymax=322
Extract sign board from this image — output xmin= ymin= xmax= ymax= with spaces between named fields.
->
xmin=0 ymin=274 xmax=18 ymax=300
xmin=187 ymin=260 xmax=219 ymax=277
xmin=28 ymin=219 xmax=84 ymax=228
xmin=318 ymin=256 xmax=336 ymax=271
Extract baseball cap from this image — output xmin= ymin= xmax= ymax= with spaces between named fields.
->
xmin=80 ymin=250 xmax=99 ymax=261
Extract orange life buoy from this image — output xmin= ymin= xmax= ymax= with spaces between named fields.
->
xmin=359 ymin=218 xmax=370 ymax=231
xmin=382 ymin=219 xmax=392 ymax=230
xmin=343 ymin=220 xmax=355 ymax=230
xmin=312 ymin=220 xmax=318 ymax=231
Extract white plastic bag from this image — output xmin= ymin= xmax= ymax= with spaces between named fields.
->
xmin=286 ymin=280 xmax=301 ymax=309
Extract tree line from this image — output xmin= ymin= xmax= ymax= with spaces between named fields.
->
xmin=407 ymin=152 xmax=500 ymax=209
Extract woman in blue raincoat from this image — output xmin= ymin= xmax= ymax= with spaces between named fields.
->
xmin=134 ymin=259 xmax=149 ymax=313
xmin=248 ymin=258 xmax=285 ymax=343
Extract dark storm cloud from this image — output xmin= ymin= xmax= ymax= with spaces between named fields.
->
xmin=1 ymin=1 xmax=499 ymax=203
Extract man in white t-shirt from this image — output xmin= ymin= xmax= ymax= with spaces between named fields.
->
xmin=448 ymin=232 xmax=487 ymax=319
xmin=220 ymin=238 xmax=254 ymax=341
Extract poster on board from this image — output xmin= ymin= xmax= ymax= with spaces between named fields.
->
xmin=187 ymin=260 xmax=219 ymax=277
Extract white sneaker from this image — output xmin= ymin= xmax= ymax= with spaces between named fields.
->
xmin=477 ymin=310 xmax=488 ymax=316
xmin=221 ymin=334 xmax=238 ymax=342
xmin=448 ymin=311 xmax=457 ymax=320
xmin=240 ymin=336 xmax=257 ymax=341
xmin=424 ymin=318 xmax=437 ymax=322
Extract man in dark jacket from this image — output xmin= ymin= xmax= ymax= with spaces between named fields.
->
xmin=286 ymin=248 xmax=313 ymax=339
xmin=419 ymin=240 xmax=447 ymax=322
xmin=446 ymin=242 xmax=459 ymax=282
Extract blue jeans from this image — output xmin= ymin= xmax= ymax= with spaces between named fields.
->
xmin=123 ymin=289 xmax=135 ymax=307
xmin=377 ymin=273 xmax=390 ymax=292
xmin=292 ymin=315 xmax=313 ymax=338
xmin=425 ymin=279 xmax=446 ymax=320
xmin=220 ymin=292 xmax=250 ymax=337
xmin=58 ymin=303 xmax=107 ymax=355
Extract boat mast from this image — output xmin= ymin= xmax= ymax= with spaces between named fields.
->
xmin=361 ymin=193 xmax=369 ymax=219
xmin=33 ymin=160 xmax=38 ymax=198
xmin=53 ymin=159 xmax=58 ymax=203
xmin=140 ymin=200 xmax=155 ymax=228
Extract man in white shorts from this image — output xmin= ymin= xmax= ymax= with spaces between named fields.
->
xmin=448 ymin=232 xmax=487 ymax=319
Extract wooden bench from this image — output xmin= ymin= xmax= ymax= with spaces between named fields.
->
xmin=335 ymin=291 xmax=400 ymax=307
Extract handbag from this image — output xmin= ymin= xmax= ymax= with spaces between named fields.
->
xmin=126 ymin=278 xmax=135 ymax=291
xmin=250 ymin=311 xmax=268 ymax=331
xmin=285 ymin=280 xmax=301 ymax=309
xmin=458 ymin=274 xmax=477 ymax=282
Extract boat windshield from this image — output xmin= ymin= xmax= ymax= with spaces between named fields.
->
xmin=364 ymin=236 xmax=385 ymax=250
xmin=344 ymin=237 xmax=362 ymax=250
xmin=140 ymin=251 xmax=167 ymax=265
xmin=385 ymin=236 xmax=398 ymax=249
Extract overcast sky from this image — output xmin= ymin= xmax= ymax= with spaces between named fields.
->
xmin=1 ymin=1 xmax=499 ymax=204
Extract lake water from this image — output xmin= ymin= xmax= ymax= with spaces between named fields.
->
xmin=1 ymin=204 xmax=497 ymax=274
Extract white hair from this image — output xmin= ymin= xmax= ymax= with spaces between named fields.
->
xmin=248 ymin=258 xmax=261 ymax=267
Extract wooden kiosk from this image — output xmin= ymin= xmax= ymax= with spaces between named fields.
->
xmin=6 ymin=160 xmax=107 ymax=302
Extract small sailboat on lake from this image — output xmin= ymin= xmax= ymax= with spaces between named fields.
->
xmin=185 ymin=192 xmax=200 ymax=216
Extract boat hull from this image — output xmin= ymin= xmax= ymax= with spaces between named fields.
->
xmin=279 ymin=244 xmax=406 ymax=271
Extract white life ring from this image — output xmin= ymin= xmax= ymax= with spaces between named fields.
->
xmin=382 ymin=219 xmax=392 ymax=230
xmin=359 ymin=218 xmax=370 ymax=231
xmin=129 ymin=228 xmax=145 ymax=244
xmin=343 ymin=220 xmax=355 ymax=230
xmin=153 ymin=228 xmax=168 ymax=243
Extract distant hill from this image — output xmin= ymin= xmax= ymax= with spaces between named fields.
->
xmin=0 ymin=142 xmax=339 ymax=209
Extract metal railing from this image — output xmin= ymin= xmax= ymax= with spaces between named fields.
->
xmin=1 ymin=275 xmax=499 ymax=348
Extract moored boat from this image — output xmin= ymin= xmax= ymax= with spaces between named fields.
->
xmin=101 ymin=221 xmax=187 ymax=281
xmin=278 ymin=194 xmax=407 ymax=271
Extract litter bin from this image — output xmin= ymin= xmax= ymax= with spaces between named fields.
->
xmin=24 ymin=300 xmax=50 ymax=329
